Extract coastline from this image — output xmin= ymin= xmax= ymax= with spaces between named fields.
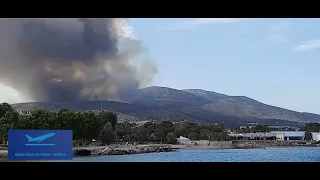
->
xmin=73 ymin=141 xmax=320 ymax=156
xmin=0 ymin=150 xmax=8 ymax=161
xmin=75 ymin=144 xmax=176 ymax=156
xmin=1 ymin=141 xmax=319 ymax=161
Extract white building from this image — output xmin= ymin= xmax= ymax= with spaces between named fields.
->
xmin=229 ymin=133 xmax=276 ymax=140
xmin=176 ymin=136 xmax=192 ymax=145
xmin=311 ymin=132 xmax=320 ymax=141
xmin=15 ymin=109 xmax=31 ymax=116
xmin=270 ymin=131 xmax=305 ymax=141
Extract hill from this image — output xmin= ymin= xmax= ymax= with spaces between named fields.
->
xmin=11 ymin=86 xmax=319 ymax=127
xmin=182 ymin=89 xmax=319 ymax=123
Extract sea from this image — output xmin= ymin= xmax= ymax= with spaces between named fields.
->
xmin=62 ymin=147 xmax=320 ymax=162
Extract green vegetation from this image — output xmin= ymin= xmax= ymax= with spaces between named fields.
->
xmin=137 ymin=121 xmax=231 ymax=143
xmin=0 ymin=103 xmax=118 ymax=145
xmin=3 ymin=100 xmax=320 ymax=145
xmin=99 ymin=122 xmax=116 ymax=144
xmin=304 ymin=132 xmax=313 ymax=141
xmin=304 ymin=123 xmax=320 ymax=132
xmin=303 ymin=123 xmax=320 ymax=141
xmin=232 ymin=125 xmax=271 ymax=133
xmin=0 ymin=103 xmax=230 ymax=145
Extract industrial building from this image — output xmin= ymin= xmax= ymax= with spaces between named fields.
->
xmin=229 ymin=133 xmax=276 ymax=140
xmin=15 ymin=109 xmax=31 ymax=116
xmin=229 ymin=131 xmax=306 ymax=141
xmin=311 ymin=132 xmax=320 ymax=141
xmin=270 ymin=131 xmax=305 ymax=141
xmin=176 ymin=136 xmax=192 ymax=145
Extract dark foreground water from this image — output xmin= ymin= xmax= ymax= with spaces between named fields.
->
xmin=64 ymin=147 xmax=320 ymax=162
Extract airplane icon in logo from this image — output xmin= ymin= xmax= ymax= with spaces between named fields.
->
xmin=25 ymin=133 xmax=56 ymax=146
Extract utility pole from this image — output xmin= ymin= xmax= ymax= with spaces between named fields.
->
xmin=100 ymin=101 xmax=103 ymax=121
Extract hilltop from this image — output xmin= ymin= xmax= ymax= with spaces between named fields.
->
xmin=12 ymin=86 xmax=319 ymax=127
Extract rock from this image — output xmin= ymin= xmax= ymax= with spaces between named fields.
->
xmin=73 ymin=149 xmax=91 ymax=156
xmin=90 ymin=144 xmax=176 ymax=156
xmin=0 ymin=150 xmax=7 ymax=159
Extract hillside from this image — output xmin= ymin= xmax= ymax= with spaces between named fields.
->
xmin=11 ymin=86 xmax=319 ymax=127
xmin=183 ymin=89 xmax=228 ymax=102
xmin=131 ymin=86 xmax=211 ymax=107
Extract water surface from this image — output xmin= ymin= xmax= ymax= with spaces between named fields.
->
xmin=66 ymin=147 xmax=320 ymax=162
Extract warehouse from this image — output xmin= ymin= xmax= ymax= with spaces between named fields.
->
xmin=229 ymin=133 xmax=276 ymax=140
xmin=270 ymin=131 xmax=305 ymax=141
xmin=311 ymin=132 xmax=320 ymax=141
xmin=176 ymin=136 xmax=192 ymax=145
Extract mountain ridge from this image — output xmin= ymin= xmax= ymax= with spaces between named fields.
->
xmin=11 ymin=86 xmax=320 ymax=127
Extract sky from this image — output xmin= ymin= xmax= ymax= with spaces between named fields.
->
xmin=0 ymin=18 xmax=320 ymax=114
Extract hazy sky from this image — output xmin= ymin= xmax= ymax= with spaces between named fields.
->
xmin=1 ymin=18 xmax=320 ymax=114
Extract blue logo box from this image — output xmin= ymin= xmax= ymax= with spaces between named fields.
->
xmin=8 ymin=130 xmax=73 ymax=160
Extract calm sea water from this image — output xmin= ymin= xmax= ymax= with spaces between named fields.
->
xmin=64 ymin=147 xmax=320 ymax=162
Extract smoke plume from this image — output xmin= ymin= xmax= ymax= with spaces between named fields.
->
xmin=0 ymin=18 xmax=157 ymax=102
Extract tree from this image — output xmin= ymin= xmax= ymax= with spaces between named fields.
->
xmin=116 ymin=122 xmax=134 ymax=142
xmin=0 ymin=103 xmax=13 ymax=118
xmin=4 ymin=110 xmax=19 ymax=128
xmin=0 ymin=119 xmax=11 ymax=143
xmin=0 ymin=102 xmax=235 ymax=144
xmin=155 ymin=127 xmax=166 ymax=143
xmin=252 ymin=125 xmax=269 ymax=133
xmin=305 ymin=123 xmax=320 ymax=132
xmin=209 ymin=125 xmax=224 ymax=133
xmin=136 ymin=126 xmax=149 ymax=142
xmin=160 ymin=121 xmax=173 ymax=129
xmin=99 ymin=111 xmax=117 ymax=130
xmin=188 ymin=132 xmax=198 ymax=140
xmin=166 ymin=132 xmax=177 ymax=144
xmin=144 ymin=122 xmax=156 ymax=135
xmin=207 ymin=132 xmax=215 ymax=141
xmin=305 ymin=132 xmax=313 ymax=141
xmin=173 ymin=123 xmax=190 ymax=137
xmin=199 ymin=129 xmax=210 ymax=140
xmin=99 ymin=122 xmax=115 ymax=145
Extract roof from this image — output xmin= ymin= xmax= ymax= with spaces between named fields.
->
xmin=177 ymin=136 xmax=190 ymax=140
xmin=311 ymin=133 xmax=320 ymax=140
xmin=269 ymin=126 xmax=290 ymax=128
xmin=135 ymin=121 xmax=150 ymax=124
xmin=228 ymin=133 xmax=243 ymax=137
xmin=229 ymin=133 xmax=275 ymax=138
xmin=243 ymin=133 xmax=275 ymax=138
xmin=270 ymin=131 xmax=305 ymax=137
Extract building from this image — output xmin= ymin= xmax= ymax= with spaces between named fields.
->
xmin=311 ymin=132 xmax=320 ymax=141
xmin=270 ymin=131 xmax=305 ymax=141
xmin=229 ymin=133 xmax=276 ymax=140
xmin=269 ymin=126 xmax=290 ymax=129
xmin=176 ymin=136 xmax=192 ymax=145
xmin=134 ymin=121 xmax=150 ymax=126
xmin=15 ymin=109 xmax=31 ymax=116
xmin=239 ymin=126 xmax=255 ymax=129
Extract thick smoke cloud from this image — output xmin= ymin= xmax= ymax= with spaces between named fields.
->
xmin=0 ymin=18 xmax=157 ymax=102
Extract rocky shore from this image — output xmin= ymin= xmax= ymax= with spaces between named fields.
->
xmin=0 ymin=145 xmax=176 ymax=160
xmin=231 ymin=140 xmax=320 ymax=149
xmin=0 ymin=150 xmax=8 ymax=161
xmin=2 ymin=140 xmax=319 ymax=160
xmin=73 ymin=144 xmax=176 ymax=156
